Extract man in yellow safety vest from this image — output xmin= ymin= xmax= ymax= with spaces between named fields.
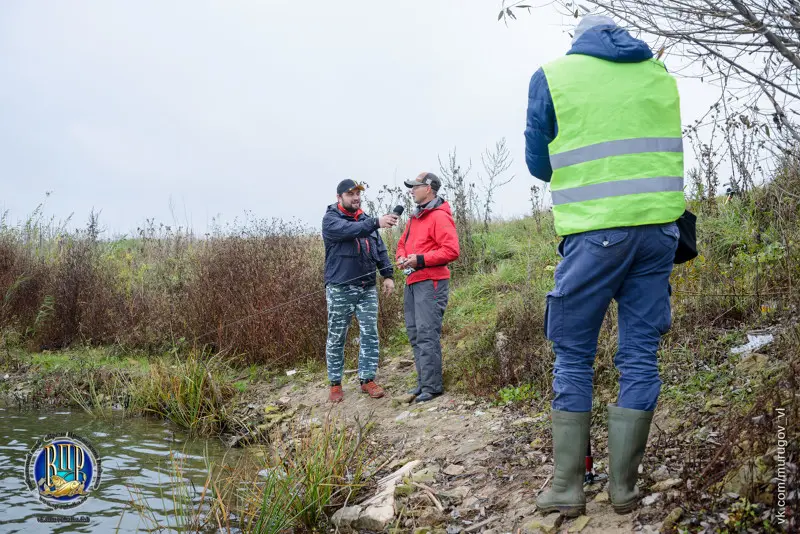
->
xmin=524 ymin=14 xmax=685 ymax=516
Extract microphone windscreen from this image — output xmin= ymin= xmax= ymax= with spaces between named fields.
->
xmin=392 ymin=205 xmax=405 ymax=216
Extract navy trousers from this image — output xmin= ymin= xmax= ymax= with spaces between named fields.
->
xmin=545 ymin=222 xmax=679 ymax=412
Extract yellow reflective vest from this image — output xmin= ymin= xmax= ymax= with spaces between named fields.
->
xmin=542 ymin=54 xmax=686 ymax=236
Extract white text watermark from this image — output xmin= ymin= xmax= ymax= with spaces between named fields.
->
xmin=775 ymin=407 xmax=787 ymax=526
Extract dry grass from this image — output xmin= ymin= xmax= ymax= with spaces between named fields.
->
xmin=0 ymin=214 xmax=404 ymax=367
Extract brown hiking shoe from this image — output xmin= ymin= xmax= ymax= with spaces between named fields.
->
xmin=360 ymin=381 xmax=385 ymax=399
xmin=329 ymin=385 xmax=344 ymax=403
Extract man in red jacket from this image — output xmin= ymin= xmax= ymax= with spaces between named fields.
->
xmin=396 ymin=172 xmax=460 ymax=403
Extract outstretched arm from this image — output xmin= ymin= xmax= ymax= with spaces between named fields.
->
xmin=322 ymin=212 xmax=379 ymax=242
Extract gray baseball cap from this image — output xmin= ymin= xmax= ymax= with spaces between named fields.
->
xmin=403 ymin=172 xmax=441 ymax=191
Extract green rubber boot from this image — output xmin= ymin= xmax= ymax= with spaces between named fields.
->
xmin=535 ymin=410 xmax=590 ymax=517
xmin=607 ymin=404 xmax=654 ymax=514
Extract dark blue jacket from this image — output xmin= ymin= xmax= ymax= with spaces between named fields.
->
xmin=524 ymin=24 xmax=654 ymax=182
xmin=322 ymin=204 xmax=394 ymax=287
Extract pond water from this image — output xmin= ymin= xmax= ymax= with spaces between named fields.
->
xmin=0 ymin=407 xmax=234 ymax=533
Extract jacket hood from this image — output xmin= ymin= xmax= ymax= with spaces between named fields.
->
xmin=566 ymin=19 xmax=653 ymax=63
xmin=414 ymin=197 xmax=451 ymax=218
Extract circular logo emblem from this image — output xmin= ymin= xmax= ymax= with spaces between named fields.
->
xmin=25 ymin=432 xmax=102 ymax=509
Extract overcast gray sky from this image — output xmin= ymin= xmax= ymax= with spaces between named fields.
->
xmin=1 ymin=1 xmax=718 ymax=236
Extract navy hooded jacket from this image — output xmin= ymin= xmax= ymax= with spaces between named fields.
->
xmin=524 ymin=23 xmax=655 ymax=182
xmin=322 ymin=204 xmax=394 ymax=287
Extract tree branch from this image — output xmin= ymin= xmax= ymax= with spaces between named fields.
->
xmin=729 ymin=0 xmax=800 ymax=71
xmin=693 ymin=39 xmax=800 ymax=100
xmin=758 ymin=79 xmax=800 ymax=144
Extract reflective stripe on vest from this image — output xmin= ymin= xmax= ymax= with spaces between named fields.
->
xmin=549 ymin=137 xmax=683 ymax=170
xmin=551 ymin=175 xmax=684 ymax=205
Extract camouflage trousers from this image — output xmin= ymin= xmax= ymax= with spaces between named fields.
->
xmin=325 ymin=284 xmax=380 ymax=384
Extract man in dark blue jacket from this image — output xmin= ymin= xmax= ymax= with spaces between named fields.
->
xmin=322 ymin=179 xmax=399 ymax=403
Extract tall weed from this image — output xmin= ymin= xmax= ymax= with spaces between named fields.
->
xmin=127 ymin=417 xmax=375 ymax=533
xmin=135 ymin=351 xmax=236 ymax=435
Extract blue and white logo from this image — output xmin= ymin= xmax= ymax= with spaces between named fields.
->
xmin=25 ymin=432 xmax=102 ymax=509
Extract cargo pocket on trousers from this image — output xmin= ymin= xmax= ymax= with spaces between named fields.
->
xmin=658 ymin=302 xmax=673 ymax=335
xmin=657 ymin=287 xmax=673 ymax=335
xmin=544 ymin=291 xmax=563 ymax=343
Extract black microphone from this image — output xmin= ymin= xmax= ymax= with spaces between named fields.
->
xmin=392 ymin=205 xmax=404 ymax=217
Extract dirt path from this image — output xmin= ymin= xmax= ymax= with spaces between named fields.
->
xmin=235 ymin=352 xmax=667 ymax=534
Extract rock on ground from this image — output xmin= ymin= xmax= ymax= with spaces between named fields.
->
xmin=642 ymin=493 xmax=662 ymax=506
xmin=334 ymin=460 xmax=422 ymax=532
xmin=650 ymin=478 xmax=682 ymax=492
xmin=650 ymin=465 xmax=671 ymax=482
xmin=443 ymin=464 xmax=465 ymax=476
xmin=331 ymin=505 xmax=362 ymax=531
xmin=355 ymin=504 xmax=395 ymax=531
xmin=525 ymin=513 xmax=563 ymax=533
xmin=568 ymin=515 xmax=591 ymax=532
xmin=438 ymin=486 xmax=470 ymax=504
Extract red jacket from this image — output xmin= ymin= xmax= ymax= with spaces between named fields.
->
xmin=396 ymin=198 xmax=460 ymax=285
